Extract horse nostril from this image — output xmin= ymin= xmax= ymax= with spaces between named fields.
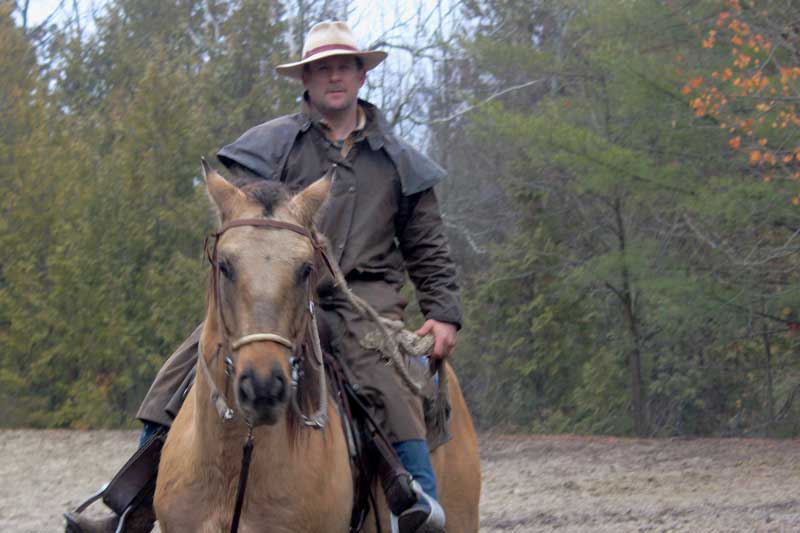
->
xmin=238 ymin=373 xmax=256 ymax=404
xmin=273 ymin=373 xmax=286 ymax=402
xmin=238 ymin=364 xmax=288 ymax=414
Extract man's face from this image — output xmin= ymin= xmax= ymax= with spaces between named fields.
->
xmin=302 ymin=55 xmax=365 ymax=116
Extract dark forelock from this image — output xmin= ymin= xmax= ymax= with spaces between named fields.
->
xmin=240 ymin=181 xmax=290 ymax=217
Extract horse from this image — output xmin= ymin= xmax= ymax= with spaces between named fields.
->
xmin=153 ymin=162 xmax=481 ymax=532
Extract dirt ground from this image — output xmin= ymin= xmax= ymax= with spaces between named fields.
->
xmin=1 ymin=430 xmax=798 ymax=532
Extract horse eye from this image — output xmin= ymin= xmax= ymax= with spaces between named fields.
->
xmin=218 ymin=259 xmax=235 ymax=281
xmin=297 ymin=262 xmax=313 ymax=284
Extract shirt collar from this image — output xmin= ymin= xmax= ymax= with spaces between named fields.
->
xmin=301 ymin=94 xmax=386 ymax=150
xmin=318 ymin=104 xmax=366 ymax=136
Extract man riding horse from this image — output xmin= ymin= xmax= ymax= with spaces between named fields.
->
xmin=66 ymin=20 xmax=461 ymax=533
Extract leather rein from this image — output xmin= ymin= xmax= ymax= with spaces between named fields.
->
xmin=198 ymin=217 xmax=337 ymax=533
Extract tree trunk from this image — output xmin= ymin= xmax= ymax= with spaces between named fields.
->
xmin=613 ymin=196 xmax=648 ymax=436
xmin=761 ymin=319 xmax=775 ymax=436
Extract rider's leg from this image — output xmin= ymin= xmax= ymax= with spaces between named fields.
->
xmin=322 ymin=304 xmax=446 ymax=532
xmin=64 ymin=422 xmax=167 ymax=533
xmin=392 ymin=439 xmax=444 ymax=533
xmin=393 ymin=439 xmax=437 ymax=500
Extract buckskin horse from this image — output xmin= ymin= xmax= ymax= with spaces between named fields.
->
xmin=154 ymin=162 xmax=481 ymax=532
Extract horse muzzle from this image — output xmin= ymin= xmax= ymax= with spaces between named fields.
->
xmin=236 ymin=362 xmax=289 ymax=426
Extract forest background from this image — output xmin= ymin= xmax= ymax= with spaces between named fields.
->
xmin=2 ymin=0 xmax=799 ymax=438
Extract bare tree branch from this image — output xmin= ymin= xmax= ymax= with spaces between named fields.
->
xmin=443 ymin=219 xmax=488 ymax=255
xmin=20 ymin=0 xmax=30 ymax=30
xmin=203 ymin=0 xmax=220 ymax=43
xmin=422 ymin=79 xmax=548 ymax=125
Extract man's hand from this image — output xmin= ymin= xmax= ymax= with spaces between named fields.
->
xmin=415 ymin=319 xmax=458 ymax=359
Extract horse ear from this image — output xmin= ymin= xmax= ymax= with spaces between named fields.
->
xmin=203 ymin=158 xmax=246 ymax=223
xmin=289 ymin=172 xmax=332 ymax=227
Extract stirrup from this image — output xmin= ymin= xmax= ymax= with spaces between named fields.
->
xmin=391 ymin=480 xmax=446 ymax=533
xmin=63 ymin=506 xmax=134 ymax=533
xmin=73 ymin=483 xmax=109 ymax=514
xmin=64 ymin=483 xmax=137 ymax=533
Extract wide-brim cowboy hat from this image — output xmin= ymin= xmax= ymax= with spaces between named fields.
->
xmin=275 ymin=21 xmax=387 ymax=80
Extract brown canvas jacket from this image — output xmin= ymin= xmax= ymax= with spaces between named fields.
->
xmin=217 ymin=99 xmax=462 ymax=328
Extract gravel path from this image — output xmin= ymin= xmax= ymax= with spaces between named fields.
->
xmin=1 ymin=430 xmax=798 ymax=532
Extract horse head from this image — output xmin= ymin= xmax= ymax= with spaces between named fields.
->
xmin=201 ymin=160 xmax=330 ymax=427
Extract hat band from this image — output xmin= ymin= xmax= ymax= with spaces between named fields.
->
xmin=303 ymin=43 xmax=359 ymax=59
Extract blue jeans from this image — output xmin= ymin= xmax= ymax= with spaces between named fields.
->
xmin=393 ymin=439 xmax=437 ymax=500
xmin=138 ymin=421 xmax=166 ymax=447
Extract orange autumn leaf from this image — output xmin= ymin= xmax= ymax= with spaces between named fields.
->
xmin=734 ymin=53 xmax=751 ymax=68
xmin=738 ymin=22 xmax=750 ymax=36
xmin=690 ymin=4 xmax=799 ymax=186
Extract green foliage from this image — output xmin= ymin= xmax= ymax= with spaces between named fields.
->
xmin=446 ymin=0 xmax=800 ymax=436
xmin=0 ymin=0 xmax=302 ymax=428
xmin=3 ymin=0 xmax=799 ymax=436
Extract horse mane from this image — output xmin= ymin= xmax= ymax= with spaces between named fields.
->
xmin=289 ymin=342 xmax=332 ymax=446
xmin=224 ymin=162 xmax=292 ymax=218
xmin=240 ymin=181 xmax=290 ymax=218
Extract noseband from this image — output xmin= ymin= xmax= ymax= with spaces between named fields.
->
xmin=198 ymin=217 xmax=336 ymax=428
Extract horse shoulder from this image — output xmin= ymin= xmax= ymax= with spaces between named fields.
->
xmin=155 ymin=389 xmax=208 ymax=530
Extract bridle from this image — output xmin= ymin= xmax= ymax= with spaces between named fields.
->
xmin=200 ymin=216 xmax=335 ymax=426
xmin=198 ymin=216 xmax=337 ymax=533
